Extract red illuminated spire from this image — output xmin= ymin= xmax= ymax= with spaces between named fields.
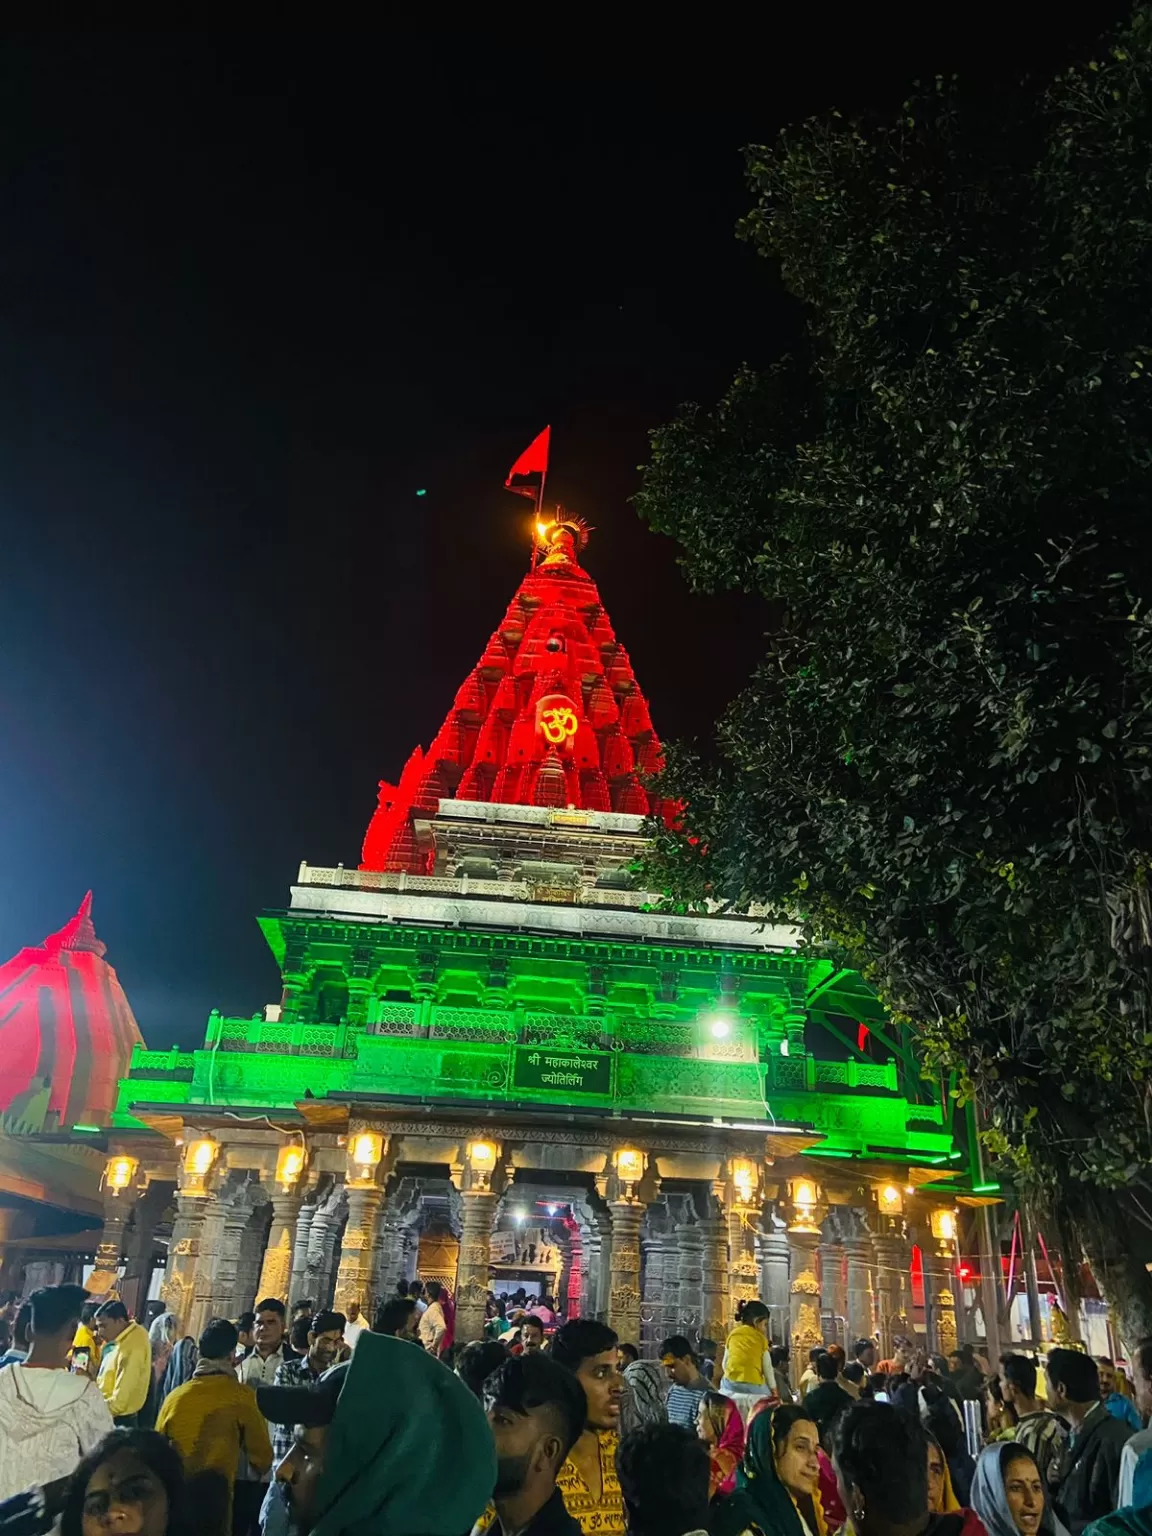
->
xmin=361 ymin=519 xmax=666 ymax=871
xmin=0 ymin=895 xmax=144 ymax=1130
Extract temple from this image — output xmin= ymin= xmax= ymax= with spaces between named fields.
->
xmin=20 ymin=520 xmax=994 ymax=1352
xmin=0 ymin=896 xmax=145 ymax=1292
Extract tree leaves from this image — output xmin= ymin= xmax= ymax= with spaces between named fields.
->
xmin=637 ymin=4 xmax=1152 ymax=1317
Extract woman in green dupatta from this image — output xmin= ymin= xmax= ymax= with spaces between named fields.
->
xmin=713 ymin=1404 xmax=825 ymax=1536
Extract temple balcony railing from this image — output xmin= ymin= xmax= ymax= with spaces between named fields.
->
xmin=192 ymin=1005 xmax=896 ymax=1094
xmin=294 ymin=861 xmax=778 ymax=918
xmin=113 ymin=1032 xmax=940 ymax=1156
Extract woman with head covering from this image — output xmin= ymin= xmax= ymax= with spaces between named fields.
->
xmin=928 ymin=1431 xmax=990 ymax=1536
xmin=697 ymin=1392 xmax=746 ymax=1500
xmin=712 ymin=1403 xmax=824 ymax=1536
xmin=971 ymin=1444 xmax=1068 ymax=1536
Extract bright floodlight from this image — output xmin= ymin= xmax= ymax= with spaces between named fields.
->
xmin=710 ymin=1017 xmax=731 ymax=1039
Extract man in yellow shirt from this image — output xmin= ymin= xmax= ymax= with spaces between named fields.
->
xmin=551 ymin=1320 xmax=626 ymax=1536
xmin=157 ymin=1317 xmax=272 ymax=1531
xmin=94 ymin=1300 xmax=151 ymax=1425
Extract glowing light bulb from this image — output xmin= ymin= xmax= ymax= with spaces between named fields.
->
xmin=710 ymin=1017 xmax=730 ymax=1040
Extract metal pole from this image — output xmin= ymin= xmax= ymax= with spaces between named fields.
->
xmin=1022 ymin=1204 xmax=1044 ymax=1350
xmin=966 ymin=1101 xmax=1003 ymax=1366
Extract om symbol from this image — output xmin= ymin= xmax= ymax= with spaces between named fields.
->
xmin=539 ymin=706 xmax=578 ymax=744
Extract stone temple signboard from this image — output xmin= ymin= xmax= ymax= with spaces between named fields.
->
xmin=512 ymin=1046 xmax=612 ymax=1096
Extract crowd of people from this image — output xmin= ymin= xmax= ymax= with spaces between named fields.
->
xmin=3 ymin=1282 xmax=1152 ymax=1536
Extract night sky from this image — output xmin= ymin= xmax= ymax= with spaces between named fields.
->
xmin=0 ymin=20 xmax=1129 ymax=1050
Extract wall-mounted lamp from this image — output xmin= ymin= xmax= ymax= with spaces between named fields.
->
xmin=789 ymin=1177 xmax=822 ymax=1231
xmin=614 ymin=1146 xmax=645 ymax=1191
xmin=350 ymin=1131 xmax=384 ymax=1173
xmin=184 ymin=1138 xmax=218 ymax=1178
xmin=105 ymin=1154 xmax=138 ymax=1195
xmin=930 ymin=1207 xmax=957 ymax=1244
xmin=877 ymin=1183 xmax=903 ymax=1216
xmin=275 ymin=1143 xmax=305 ymax=1191
xmin=730 ymin=1157 xmax=758 ymax=1205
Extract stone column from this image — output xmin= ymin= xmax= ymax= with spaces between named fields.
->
xmin=820 ymin=1238 xmax=847 ymax=1344
xmin=608 ymin=1200 xmax=644 ymax=1347
xmin=923 ymin=1247 xmax=958 ymax=1354
xmin=161 ymin=1189 xmax=213 ymax=1331
xmin=844 ymin=1234 xmax=877 ymax=1344
xmin=304 ymin=1184 xmax=346 ymax=1306
xmin=258 ymin=1190 xmax=304 ymax=1304
xmin=189 ymin=1195 xmax=228 ymax=1339
xmin=455 ymin=1189 xmax=498 ymax=1343
xmin=564 ymin=1224 xmax=584 ymax=1320
xmin=641 ymin=1235 xmax=664 ymax=1351
xmin=236 ymin=1208 xmax=268 ymax=1312
xmin=583 ymin=1225 xmax=603 ymax=1319
xmin=728 ymin=1206 xmax=761 ymax=1322
xmin=676 ymin=1223 xmax=704 ymax=1338
xmin=214 ymin=1204 xmax=249 ymax=1317
xmin=758 ymin=1228 xmax=791 ymax=1342
xmin=289 ymin=1186 xmax=321 ymax=1305
xmin=872 ymin=1231 xmax=911 ymax=1355
xmin=698 ymin=1216 xmax=728 ymax=1346
xmin=119 ymin=1183 xmax=165 ymax=1318
xmin=334 ymin=1185 xmax=383 ymax=1317
xmin=788 ymin=1229 xmax=824 ymax=1357
xmin=88 ymin=1186 xmax=134 ymax=1299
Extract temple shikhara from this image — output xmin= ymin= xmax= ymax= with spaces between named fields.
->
xmin=1 ymin=516 xmax=997 ymax=1353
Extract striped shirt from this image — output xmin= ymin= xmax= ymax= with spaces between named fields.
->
xmin=1014 ymin=1410 xmax=1069 ymax=1491
xmin=666 ymin=1378 xmax=709 ymax=1430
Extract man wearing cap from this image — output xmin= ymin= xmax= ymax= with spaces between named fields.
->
xmin=259 ymin=1329 xmax=495 ymax=1536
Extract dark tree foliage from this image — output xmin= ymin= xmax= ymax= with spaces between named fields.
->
xmin=637 ymin=8 xmax=1152 ymax=1339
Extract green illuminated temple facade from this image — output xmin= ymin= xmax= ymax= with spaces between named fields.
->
xmin=105 ymin=521 xmax=972 ymax=1352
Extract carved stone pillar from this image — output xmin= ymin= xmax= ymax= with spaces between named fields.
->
xmin=456 ymin=1189 xmax=498 ymax=1343
xmin=844 ymin=1234 xmax=877 ymax=1344
xmin=189 ymin=1194 xmax=228 ymax=1339
xmin=334 ymin=1185 xmax=384 ymax=1318
xmin=676 ymin=1223 xmax=704 ymax=1338
xmin=375 ymin=1216 xmax=404 ymax=1301
xmin=289 ymin=1185 xmax=321 ymax=1305
xmin=923 ymin=1246 xmax=958 ymax=1355
xmin=698 ymin=1216 xmax=728 ymax=1346
xmin=214 ymin=1204 xmax=250 ymax=1317
xmin=258 ymin=1190 xmax=303 ymax=1304
xmin=728 ymin=1206 xmax=761 ymax=1322
xmin=162 ymin=1189 xmax=212 ymax=1330
xmin=236 ymin=1208 xmax=269 ymax=1313
xmin=758 ymin=1228 xmax=791 ymax=1342
xmin=583 ymin=1225 xmax=603 ymax=1319
xmin=872 ymin=1230 xmax=911 ymax=1355
xmin=641 ymin=1235 xmax=664 ymax=1350
xmin=564 ymin=1223 xmax=584 ymax=1320
xmin=608 ymin=1199 xmax=644 ymax=1346
xmin=788 ymin=1229 xmax=823 ymax=1357
xmin=88 ymin=1185 xmax=135 ymax=1299
xmin=119 ymin=1182 xmax=166 ymax=1318
xmin=820 ymin=1238 xmax=847 ymax=1344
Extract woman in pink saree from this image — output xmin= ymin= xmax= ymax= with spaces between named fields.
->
xmin=699 ymin=1391 xmax=747 ymax=1500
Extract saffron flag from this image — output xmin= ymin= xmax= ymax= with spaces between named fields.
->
xmin=505 ymin=425 xmax=550 ymax=497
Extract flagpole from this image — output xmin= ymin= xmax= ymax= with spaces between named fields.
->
xmin=531 ymin=466 xmax=548 ymax=573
